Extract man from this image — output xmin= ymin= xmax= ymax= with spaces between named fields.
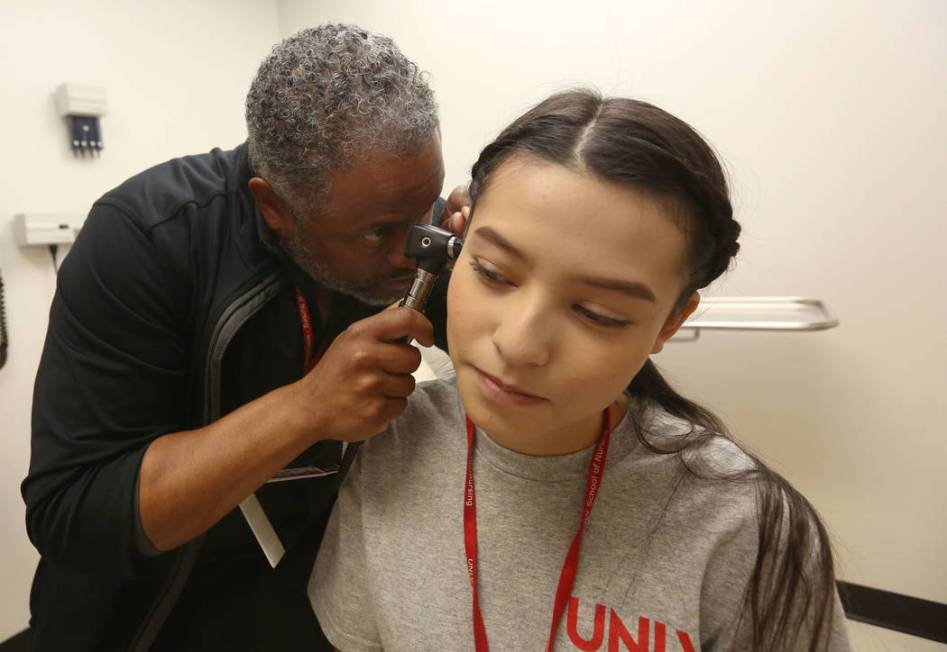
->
xmin=22 ymin=24 xmax=466 ymax=651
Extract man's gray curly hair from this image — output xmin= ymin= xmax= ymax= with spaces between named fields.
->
xmin=246 ymin=24 xmax=439 ymax=214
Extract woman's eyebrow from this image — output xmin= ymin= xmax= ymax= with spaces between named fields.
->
xmin=572 ymin=275 xmax=657 ymax=302
xmin=475 ymin=225 xmax=656 ymax=301
xmin=472 ymin=226 xmax=529 ymax=262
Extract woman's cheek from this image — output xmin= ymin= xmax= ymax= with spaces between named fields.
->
xmin=447 ymin=271 xmax=486 ymax=348
xmin=584 ymin=334 xmax=652 ymax=389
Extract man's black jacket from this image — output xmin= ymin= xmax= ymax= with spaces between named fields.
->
xmin=21 ymin=144 xmax=447 ymax=651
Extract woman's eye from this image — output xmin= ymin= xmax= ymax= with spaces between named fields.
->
xmin=470 ymin=259 xmax=510 ymax=285
xmin=574 ymin=305 xmax=631 ymax=329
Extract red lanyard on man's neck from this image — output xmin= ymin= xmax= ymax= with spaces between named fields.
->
xmin=294 ymin=287 xmax=326 ymax=374
xmin=463 ymin=410 xmax=613 ymax=652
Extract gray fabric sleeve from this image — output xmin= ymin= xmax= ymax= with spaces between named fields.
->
xmin=308 ymin=449 xmax=382 ymax=652
xmin=698 ymin=483 xmax=852 ymax=652
xmin=717 ymin=589 xmax=852 ymax=651
xmin=825 ymin=592 xmax=855 ymax=652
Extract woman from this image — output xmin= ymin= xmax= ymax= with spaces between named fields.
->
xmin=309 ymin=89 xmax=851 ymax=651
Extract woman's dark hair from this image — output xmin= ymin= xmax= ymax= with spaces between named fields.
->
xmin=469 ymin=89 xmax=837 ymax=651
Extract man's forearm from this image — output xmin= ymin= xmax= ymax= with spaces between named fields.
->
xmin=138 ymin=306 xmax=434 ymax=553
xmin=138 ymin=384 xmax=314 ymax=552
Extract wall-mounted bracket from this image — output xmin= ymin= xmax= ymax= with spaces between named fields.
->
xmin=54 ymin=83 xmax=107 ymax=156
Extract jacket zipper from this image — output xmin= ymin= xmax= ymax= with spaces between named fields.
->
xmin=130 ymin=271 xmax=285 ymax=652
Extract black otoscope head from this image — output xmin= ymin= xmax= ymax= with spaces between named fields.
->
xmin=400 ymin=224 xmax=464 ymax=312
xmin=404 ymin=223 xmax=464 ymax=274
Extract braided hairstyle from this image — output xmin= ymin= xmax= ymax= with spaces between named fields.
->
xmin=468 ymin=90 xmax=837 ymax=651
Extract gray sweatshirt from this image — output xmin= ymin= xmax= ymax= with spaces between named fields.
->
xmin=310 ymin=379 xmax=851 ymax=651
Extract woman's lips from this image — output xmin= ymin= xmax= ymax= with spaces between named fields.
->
xmin=475 ymin=368 xmax=547 ymax=406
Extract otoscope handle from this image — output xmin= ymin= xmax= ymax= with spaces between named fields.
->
xmin=399 ymin=268 xmax=438 ymax=312
xmin=397 ymin=269 xmax=438 ymax=345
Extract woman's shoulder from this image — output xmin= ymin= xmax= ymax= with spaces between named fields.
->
xmin=400 ymin=377 xmax=464 ymax=429
xmin=361 ymin=378 xmax=465 ymax=461
xmin=626 ymin=402 xmax=808 ymax=531
xmin=631 ymin=402 xmax=758 ymax=479
xmin=633 ymin=399 xmax=835 ymax=564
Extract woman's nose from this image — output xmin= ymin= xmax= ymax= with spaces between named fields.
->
xmin=491 ymin=301 xmax=551 ymax=368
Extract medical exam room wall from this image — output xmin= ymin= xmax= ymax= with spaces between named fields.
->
xmin=277 ymin=1 xmax=947 ymax=650
xmin=0 ymin=0 xmax=281 ymax=639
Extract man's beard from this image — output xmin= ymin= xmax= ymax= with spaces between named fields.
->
xmin=281 ymin=231 xmax=405 ymax=306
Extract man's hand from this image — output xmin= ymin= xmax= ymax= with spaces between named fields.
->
xmin=289 ymin=307 xmax=435 ymax=443
xmin=438 ymin=185 xmax=470 ymax=237
xmin=139 ymin=306 xmax=433 ymax=552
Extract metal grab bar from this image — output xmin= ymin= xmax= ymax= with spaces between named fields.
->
xmin=671 ymin=297 xmax=838 ymax=342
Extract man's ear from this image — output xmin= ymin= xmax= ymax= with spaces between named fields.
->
xmin=652 ymin=292 xmax=700 ymax=354
xmin=248 ymin=177 xmax=294 ymax=239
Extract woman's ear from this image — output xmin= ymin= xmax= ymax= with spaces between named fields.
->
xmin=248 ymin=177 xmax=295 ymax=239
xmin=651 ymin=292 xmax=700 ymax=354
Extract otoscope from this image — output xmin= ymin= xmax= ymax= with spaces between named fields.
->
xmin=399 ymin=223 xmax=464 ymax=314
xmin=336 ymin=223 xmax=464 ymax=480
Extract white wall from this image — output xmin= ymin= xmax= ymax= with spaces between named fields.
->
xmin=279 ymin=2 xmax=947 ymax=650
xmin=2 ymin=1 xmax=944 ymax=647
xmin=0 ymin=0 xmax=280 ymax=640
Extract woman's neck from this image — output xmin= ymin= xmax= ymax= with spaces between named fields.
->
xmin=482 ymin=398 xmax=628 ymax=457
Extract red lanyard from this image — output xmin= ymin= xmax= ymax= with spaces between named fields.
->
xmin=463 ymin=410 xmax=613 ymax=652
xmin=294 ymin=288 xmax=325 ymax=374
